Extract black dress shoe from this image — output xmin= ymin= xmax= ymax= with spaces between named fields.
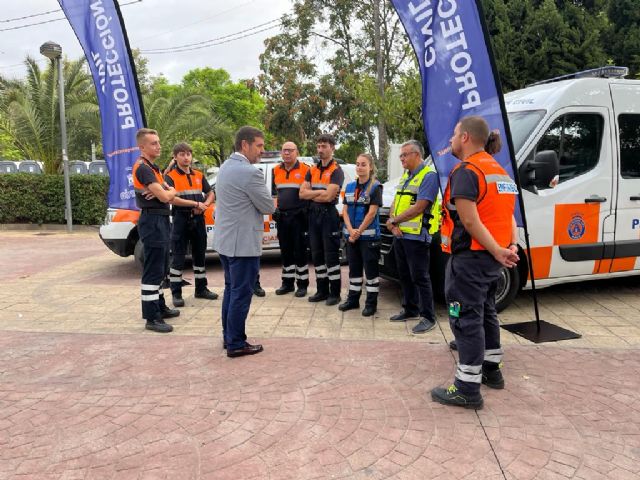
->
xmin=275 ymin=285 xmax=295 ymax=295
xmin=389 ymin=310 xmax=418 ymax=322
xmin=145 ymin=319 xmax=173 ymax=333
xmin=412 ymin=317 xmax=436 ymax=334
xmin=253 ymin=284 xmax=266 ymax=297
xmin=338 ymin=300 xmax=360 ymax=311
xmin=361 ymin=305 xmax=376 ymax=317
xmin=195 ymin=288 xmax=219 ymax=300
xmin=449 ymin=340 xmax=458 ymax=351
xmin=172 ymin=295 xmax=185 ymax=307
xmin=294 ymin=287 xmax=307 ymax=298
xmin=161 ymin=307 xmax=180 ymax=319
xmin=227 ymin=343 xmax=264 ymax=358
xmin=308 ymin=292 xmax=329 ymax=302
xmin=325 ymin=296 xmax=340 ymax=306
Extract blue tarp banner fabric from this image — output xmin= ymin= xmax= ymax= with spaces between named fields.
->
xmin=390 ymin=1 xmax=519 ymax=199
xmin=59 ymin=0 xmax=144 ymax=210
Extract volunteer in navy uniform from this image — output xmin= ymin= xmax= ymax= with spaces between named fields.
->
xmin=299 ymin=134 xmax=344 ymax=306
xmin=338 ymin=153 xmax=382 ymax=316
xmin=164 ymin=142 xmax=218 ymax=307
xmin=431 ymin=116 xmax=518 ymax=409
xmin=272 ymin=141 xmax=311 ymax=297
xmin=132 ymin=128 xmax=180 ymax=333
xmin=385 ymin=140 xmax=441 ymax=334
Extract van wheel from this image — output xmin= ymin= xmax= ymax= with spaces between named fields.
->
xmin=134 ymin=239 xmax=144 ymax=270
xmin=495 ymin=266 xmax=520 ymax=312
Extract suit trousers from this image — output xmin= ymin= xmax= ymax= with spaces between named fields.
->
xmin=276 ymin=208 xmax=309 ymax=289
xmin=393 ymin=237 xmax=435 ymax=321
xmin=139 ymin=212 xmax=170 ymax=321
xmin=169 ymin=213 xmax=208 ymax=297
xmin=308 ymin=204 xmax=341 ymax=296
xmin=445 ymin=250 xmax=503 ymax=395
xmin=220 ymin=255 xmax=260 ymax=350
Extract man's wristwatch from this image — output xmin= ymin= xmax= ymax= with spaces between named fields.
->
xmin=389 ymin=217 xmax=397 ymax=226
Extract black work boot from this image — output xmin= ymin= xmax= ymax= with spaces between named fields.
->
xmin=145 ymin=318 xmax=173 ymax=333
xmin=161 ymin=306 xmax=180 ymax=319
xmin=431 ymin=385 xmax=483 ymax=410
xmin=253 ymin=282 xmax=266 ymax=297
xmin=362 ymin=293 xmax=377 ymax=316
xmin=482 ymin=362 xmax=505 ymax=389
xmin=338 ymin=296 xmax=360 ymax=312
xmin=172 ymin=294 xmax=185 ymax=308
xmin=275 ymin=284 xmax=295 ymax=295
xmin=308 ymin=291 xmax=329 ymax=302
xmin=195 ymin=288 xmax=219 ymax=300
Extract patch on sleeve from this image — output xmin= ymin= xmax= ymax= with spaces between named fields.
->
xmin=496 ymin=181 xmax=519 ymax=194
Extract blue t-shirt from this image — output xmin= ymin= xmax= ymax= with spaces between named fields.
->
xmin=397 ymin=164 xmax=439 ymax=243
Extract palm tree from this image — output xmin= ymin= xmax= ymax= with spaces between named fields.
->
xmin=144 ymin=89 xmax=232 ymax=166
xmin=0 ymin=57 xmax=99 ymax=174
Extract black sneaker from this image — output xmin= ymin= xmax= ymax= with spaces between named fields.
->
xmin=195 ymin=288 xmax=219 ymax=300
xmin=338 ymin=300 xmax=359 ymax=311
xmin=325 ymin=296 xmax=340 ymax=306
xmin=390 ymin=310 xmax=418 ymax=322
xmin=172 ymin=295 xmax=185 ymax=308
xmin=412 ymin=317 xmax=436 ymax=334
xmin=275 ymin=285 xmax=295 ymax=295
xmin=253 ymin=284 xmax=266 ymax=297
xmin=161 ymin=307 xmax=180 ymax=319
xmin=482 ymin=365 xmax=505 ymax=390
xmin=145 ymin=319 xmax=173 ymax=333
xmin=308 ymin=292 xmax=329 ymax=302
xmin=431 ymin=385 xmax=483 ymax=410
xmin=294 ymin=287 xmax=307 ymax=298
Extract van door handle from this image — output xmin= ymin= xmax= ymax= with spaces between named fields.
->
xmin=630 ymin=196 xmax=640 ymax=201
xmin=584 ymin=196 xmax=606 ymax=203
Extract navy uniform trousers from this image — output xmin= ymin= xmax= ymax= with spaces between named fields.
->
xmin=276 ymin=208 xmax=309 ymax=289
xmin=138 ymin=212 xmax=170 ymax=321
xmin=169 ymin=212 xmax=209 ymax=297
xmin=308 ymin=204 xmax=341 ymax=297
xmin=393 ymin=237 xmax=436 ymax=321
xmin=445 ymin=250 xmax=503 ymax=395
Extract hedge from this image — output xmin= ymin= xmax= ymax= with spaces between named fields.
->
xmin=0 ymin=173 xmax=110 ymax=225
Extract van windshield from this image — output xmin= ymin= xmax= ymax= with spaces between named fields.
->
xmin=507 ymin=110 xmax=546 ymax=154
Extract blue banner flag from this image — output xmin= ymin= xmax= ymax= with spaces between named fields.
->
xmin=390 ymin=1 xmax=520 ymax=212
xmin=59 ymin=0 xmax=145 ymax=210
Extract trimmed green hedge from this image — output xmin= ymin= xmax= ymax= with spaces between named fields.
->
xmin=0 ymin=173 xmax=110 ymax=225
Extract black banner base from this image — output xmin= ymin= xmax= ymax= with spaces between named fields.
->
xmin=501 ymin=320 xmax=581 ymax=343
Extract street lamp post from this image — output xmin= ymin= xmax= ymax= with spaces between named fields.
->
xmin=40 ymin=41 xmax=73 ymax=233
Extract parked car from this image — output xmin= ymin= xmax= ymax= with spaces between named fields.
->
xmin=378 ymin=66 xmax=640 ymax=312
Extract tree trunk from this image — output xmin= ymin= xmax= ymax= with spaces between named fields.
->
xmin=373 ymin=0 xmax=389 ymax=177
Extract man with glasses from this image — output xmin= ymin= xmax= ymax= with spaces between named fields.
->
xmin=272 ymin=141 xmax=311 ymax=297
xmin=385 ymin=140 xmax=440 ymax=334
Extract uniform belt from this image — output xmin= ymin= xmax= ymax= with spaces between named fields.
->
xmin=141 ymin=208 xmax=170 ymax=216
xmin=310 ymin=202 xmax=334 ymax=210
xmin=279 ymin=207 xmax=304 ymax=216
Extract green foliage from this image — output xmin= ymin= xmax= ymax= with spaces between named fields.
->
xmin=0 ymin=173 xmax=109 ymax=225
xmin=604 ymin=0 xmax=640 ymax=77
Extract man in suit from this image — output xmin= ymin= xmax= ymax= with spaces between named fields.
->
xmin=214 ymin=126 xmax=275 ymax=358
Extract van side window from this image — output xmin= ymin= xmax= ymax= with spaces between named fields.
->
xmin=619 ymin=114 xmax=640 ymax=179
xmin=530 ymin=113 xmax=604 ymax=188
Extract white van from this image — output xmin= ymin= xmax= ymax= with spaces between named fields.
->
xmin=379 ymin=66 xmax=640 ymax=311
xmin=99 ymin=154 xmax=356 ymax=266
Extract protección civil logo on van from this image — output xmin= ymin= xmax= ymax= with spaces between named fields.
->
xmin=568 ymin=214 xmax=586 ymax=240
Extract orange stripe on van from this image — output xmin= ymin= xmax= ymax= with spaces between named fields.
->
xmin=204 ymin=205 xmax=214 ymax=226
xmin=527 ymin=246 xmax=553 ymax=280
xmin=611 ymin=257 xmax=637 ymax=273
xmin=113 ymin=209 xmax=140 ymax=224
xmin=553 ymin=204 xmax=600 ymax=246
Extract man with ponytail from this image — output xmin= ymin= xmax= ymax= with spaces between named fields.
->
xmin=432 ymin=116 xmax=519 ymax=409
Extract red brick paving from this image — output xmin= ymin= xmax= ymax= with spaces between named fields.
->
xmin=0 ymin=332 xmax=638 ymax=479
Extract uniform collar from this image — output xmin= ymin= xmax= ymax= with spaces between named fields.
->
xmin=318 ymin=158 xmax=335 ymax=170
xmin=140 ymin=156 xmax=161 ymax=172
xmin=174 ymin=165 xmax=193 ymax=176
xmin=280 ymin=160 xmax=300 ymax=171
xmin=408 ymin=163 xmax=426 ymax=177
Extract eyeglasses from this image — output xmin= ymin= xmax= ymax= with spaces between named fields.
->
xmin=399 ymin=151 xmax=418 ymax=159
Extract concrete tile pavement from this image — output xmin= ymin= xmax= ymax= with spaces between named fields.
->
xmin=1 ymin=230 xmax=640 ymax=478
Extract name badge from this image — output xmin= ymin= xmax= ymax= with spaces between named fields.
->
xmin=496 ymin=181 xmax=518 ymax=194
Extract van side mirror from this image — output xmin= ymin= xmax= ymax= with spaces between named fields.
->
xmin=518 ymin=150 xmax=559 ymax=191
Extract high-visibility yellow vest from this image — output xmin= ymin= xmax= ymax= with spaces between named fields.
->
xmin=393 ymin=163 xmax=441 ymax=235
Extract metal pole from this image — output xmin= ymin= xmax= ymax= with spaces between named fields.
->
xmin=57 ymin=57 xmax=73 ymax=232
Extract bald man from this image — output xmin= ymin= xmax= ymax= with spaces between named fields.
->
xmin=271 ymin=142 xmax=311 ymax=296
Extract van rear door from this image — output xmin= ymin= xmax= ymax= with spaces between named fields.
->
xmin=609 ymin=84 xmax=640 ymax=273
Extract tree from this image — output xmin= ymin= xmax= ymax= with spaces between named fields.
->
xmin=0 ymin=57 xmax=99 ymax=173
xmin=604 ymin=0 xmax=640 ymax=77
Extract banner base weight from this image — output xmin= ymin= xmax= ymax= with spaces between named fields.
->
xmin=502 ymin=320 xmax=581 ymax=343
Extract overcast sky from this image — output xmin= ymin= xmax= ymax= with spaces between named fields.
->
xmin=0 ymin=0 xmax=293 ymax=83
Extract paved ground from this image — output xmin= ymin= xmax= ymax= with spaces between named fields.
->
xmin=1 ymin=230 xmax=639 ymax=479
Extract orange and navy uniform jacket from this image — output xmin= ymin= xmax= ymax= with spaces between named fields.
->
xmin=132 ymin=157 xmax=169 ymax=211
xmin=441 ymin=151 xmax=517 ymax=254
xmin=164 ymin=166 xmax=211 ymax=215
xmin=271 ymin=160 xmax=310 ymax=210
xmin=304 ymin=160 xmax=345 ymax=206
